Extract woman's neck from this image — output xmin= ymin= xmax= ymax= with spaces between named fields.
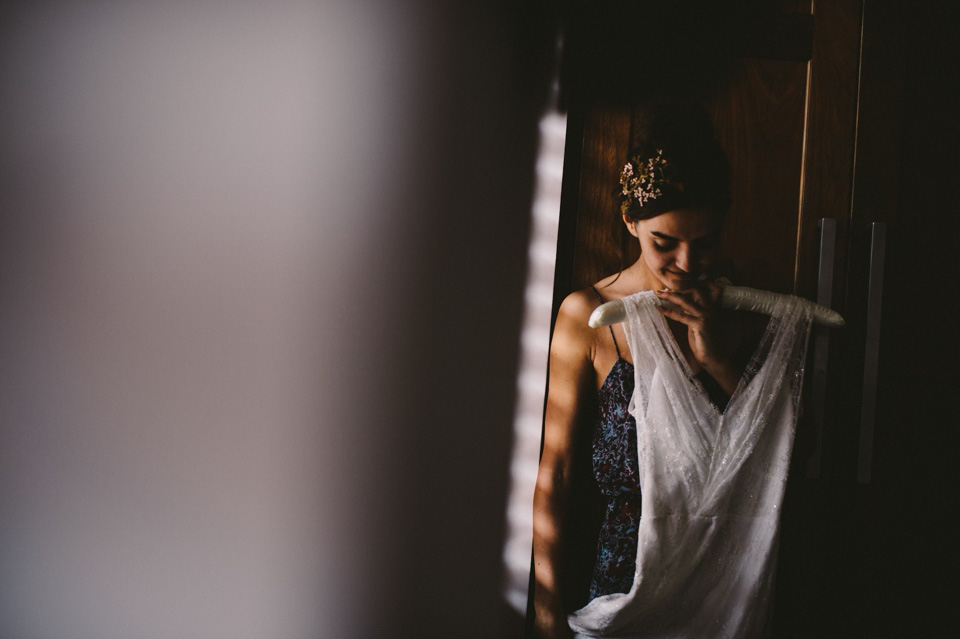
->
xmin=597 ymin=259 xmax=663 ymax=299
xmin=622 ymin=258 xmax=664 ymax=293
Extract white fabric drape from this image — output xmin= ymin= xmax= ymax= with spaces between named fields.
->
xmin=569 ymin=292 xmax=813 ymax=639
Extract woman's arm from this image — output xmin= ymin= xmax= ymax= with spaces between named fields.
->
xmin=533 ymin=293 xmax=595 ymax=639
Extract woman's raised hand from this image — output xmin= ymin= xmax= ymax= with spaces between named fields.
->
xmin=654 ymin=281 xmax=736 ymax=378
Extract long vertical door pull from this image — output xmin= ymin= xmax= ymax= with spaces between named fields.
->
xmin=807 ymin=218 xmax=837 ymax=479
xmin=858 ymin=222 xmax=886 ymax=484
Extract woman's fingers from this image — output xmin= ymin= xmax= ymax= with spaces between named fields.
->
xmin=688 ymin=282 xmax=724 ymax=308
xmin=655 ymin=289 xmax=706 ymax=318
xmin=701 ymin=281 xmax=724 ymax=303
xmin=657 ymin=304 xmax=699 ymax=326
xmin=656 ymin=282 xmax=732 ymax=368
xmin=656 ymin=297 xmax=705 ymax=331
xmin=656 ymin=282 xmax=724 ymax=316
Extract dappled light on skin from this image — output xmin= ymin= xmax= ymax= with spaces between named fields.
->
xmin=532 ymin=459 xmax=562 ymax=586
xmin=532 ymin=510 xmax=559 ymax=588
xmin=531 ymin=365 xmax=584 ymax=638
xmin=533 ymin=468 xmax=570 ymax=639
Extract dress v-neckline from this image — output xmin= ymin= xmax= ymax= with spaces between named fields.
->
xmin=646 ymin=292 xmax=770 ymax=416
xmin=599 ymin=356 xmax=633 ymax=393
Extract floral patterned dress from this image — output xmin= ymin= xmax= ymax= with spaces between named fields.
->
xmin=588 ymin=352 xmax=642 ymax=600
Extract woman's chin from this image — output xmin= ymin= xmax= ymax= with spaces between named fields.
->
xmin=664 ymin=275 xmax=699 ymax=290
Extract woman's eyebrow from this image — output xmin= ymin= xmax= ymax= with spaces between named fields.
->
xmin=651 ymin=231 xmax=679 ymax=241
xmin=650 ymin=230 xmax=721 ymax=242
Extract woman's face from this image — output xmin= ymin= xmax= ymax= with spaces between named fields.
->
xmin=625 ymin=208 xmax=723 ymax=291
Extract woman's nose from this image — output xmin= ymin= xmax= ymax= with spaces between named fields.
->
xmin=675 ymin=245 xmax=693 ymax=271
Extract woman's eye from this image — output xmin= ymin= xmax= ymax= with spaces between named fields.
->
xmin=653 ymin=242 xmax=675 ymax=252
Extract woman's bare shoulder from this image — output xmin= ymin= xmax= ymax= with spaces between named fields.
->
xmin=554 ymin=289 xmax=602 ymax=345
xmin=550 ymin=289 xmax=603 ymax=377
xmin=556 ymin=276 xmax=643 ymax=333
xmin=558 ymin=287 xmax=603 ymax=320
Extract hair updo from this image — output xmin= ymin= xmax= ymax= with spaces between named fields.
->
xmin=618 ymin=105 xmax=731 ymax=221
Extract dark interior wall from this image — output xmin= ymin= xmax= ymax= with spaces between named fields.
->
xmin=876 ymin=3 xmax=960 ymax=634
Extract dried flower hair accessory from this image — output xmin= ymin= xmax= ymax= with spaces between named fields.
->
xmin=619 ymin=149 xmax=684 ymax=214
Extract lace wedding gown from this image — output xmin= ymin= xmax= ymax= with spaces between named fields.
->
xmin=568 ymin=291 xmax=813 ymax=639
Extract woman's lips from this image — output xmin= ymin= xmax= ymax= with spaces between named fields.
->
xmin=664 ymin=271 xmax=699 ymax=289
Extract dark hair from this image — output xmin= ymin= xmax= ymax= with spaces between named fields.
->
xmin=619 ymin=104 xmax=731 ymax=221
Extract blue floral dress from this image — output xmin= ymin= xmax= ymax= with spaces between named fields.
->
xmin=588 ymin=353 xmax=641 ymax=600
xmin=587 ymin=286 xmax=642 ymax=599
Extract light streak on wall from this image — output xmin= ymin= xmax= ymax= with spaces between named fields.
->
xmin=502 ymin=102 xmax=566 ymax=616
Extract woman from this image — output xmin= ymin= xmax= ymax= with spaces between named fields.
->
xmin=532 ymin=109 xmax=756 ymax=638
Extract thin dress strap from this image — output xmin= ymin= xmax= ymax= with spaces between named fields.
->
xmin=590 ymin=286 xmax=622 ymax=358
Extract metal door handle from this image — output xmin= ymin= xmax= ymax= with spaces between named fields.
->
xmin=858 ymin=222 xmax=886 ymax=484
xmin=807 ymin=218 xmax=837 ymax=479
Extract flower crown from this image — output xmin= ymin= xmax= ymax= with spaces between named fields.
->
xmin=619 ymin=148 xmax=684 ymax=214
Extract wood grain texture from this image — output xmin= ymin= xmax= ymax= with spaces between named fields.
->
xmin=707 ymin=58 xmax=809 ymax=292
xmin=570 ymin=105 xmax=632 ymax=291
xmin=793 ymin=0 xmax=862 ymax=302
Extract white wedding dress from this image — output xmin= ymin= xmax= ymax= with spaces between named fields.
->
xmin=568 ymin=291 xmax=814 ymax=639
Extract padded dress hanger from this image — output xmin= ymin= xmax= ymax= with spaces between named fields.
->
xmin=588 ymin=285 xmax=845 ymax=328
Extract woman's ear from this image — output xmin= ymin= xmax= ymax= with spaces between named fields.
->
xmin=623 ymin=214 xmax=640 ymax=239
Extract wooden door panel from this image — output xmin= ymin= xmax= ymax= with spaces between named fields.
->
xmin=570 ymin=105 xmax=632 ymax=291
xmin=708 ymin=58 xmax=809 ymax=293
xmin=794 ymin=0 xmax=863 ymax=303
